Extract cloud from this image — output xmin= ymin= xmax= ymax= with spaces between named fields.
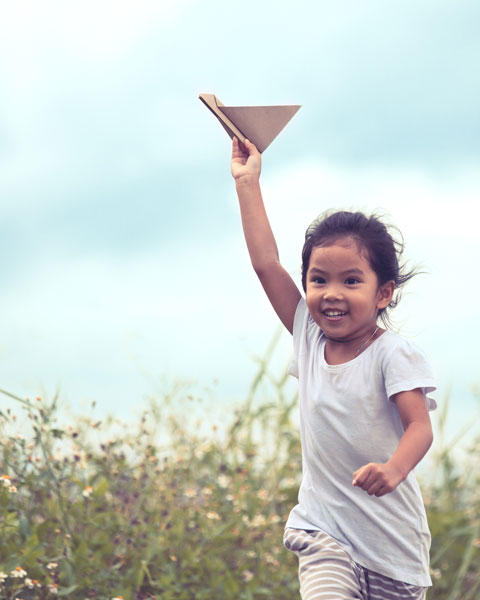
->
xmin=0 ymin=1 xmax=194 ymax=59
xmin=263 ymin=159 xmax=480 ymax=247
xmin=0 ymin=0 xmax=478 ymax=421
xmin=1 ymin=156 xmax=477 ymax=418
xmin=0 ymin=233 xmax=285 ymax=415
xmin=2 ymin=0 xmax=479 ymax=194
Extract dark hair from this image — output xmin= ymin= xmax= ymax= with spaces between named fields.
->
xmin=301 ymin=210 xmax=419 ymax=326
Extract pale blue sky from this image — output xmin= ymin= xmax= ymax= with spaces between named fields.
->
xmin=1 ymin=1 xmax=479 ymax=437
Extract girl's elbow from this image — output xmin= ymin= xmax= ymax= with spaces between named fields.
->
xmin=251 ymin=257 xmax=279 ymax=277
xmin=252 ymin=261 xmax=266 ymax=276
xmin=424 ymin=423 xmax=434 ymax=451
xmin=428 ymin=428 xmax=434 ymax=449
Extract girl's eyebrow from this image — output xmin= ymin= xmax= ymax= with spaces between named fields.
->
xmin=343 ymin=268 xmax=365 ymax=275
xmin=308 ymin=267 xmax=365 ymax=275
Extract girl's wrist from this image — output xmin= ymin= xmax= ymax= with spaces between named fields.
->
xmin=235 ymin=174 xmax=260 ymax=188
xmin=386 ymin=457 xmax=408 ymax=483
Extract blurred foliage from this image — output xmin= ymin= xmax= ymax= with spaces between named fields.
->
xmin=0 ymin=354 xmax=479 ymax=599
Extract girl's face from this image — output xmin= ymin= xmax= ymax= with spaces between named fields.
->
xmin=305 ymin=238 xmax=394 ymax=344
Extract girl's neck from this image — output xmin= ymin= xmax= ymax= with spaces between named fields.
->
xmin=324 ymin=327 xmax=384 ymax=365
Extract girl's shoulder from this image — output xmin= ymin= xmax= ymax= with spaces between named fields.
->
xmin=372 ymin=330 xmax=431 ymax=372
xmin=375 ymin=330 xmax=434 ymax=377
xmin=376 ymin=330 xmax=436 ymax=408
xmin=376 ymin=329 xmax=428 ymax=357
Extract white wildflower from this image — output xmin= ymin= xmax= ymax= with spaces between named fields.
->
xmin=218 ymin=474 xmax=230 ymax=488
xmin=269 ymin=514 xmax=281 ymax=524
xmin=206 ymin=511 xmax=220 ymax=520
xmin=82 ymin=486 xmax=93 ymax=498
xmin=265 ymin=552 xmax=280 ymax=566
xmin=10 ymin=566 xmax=27 ymax=578
xmin=251 ymin=515 xmax=266 ymax=528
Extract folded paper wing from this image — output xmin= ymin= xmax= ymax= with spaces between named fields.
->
xmin=199 ymin=93 xmax=301 ymax=153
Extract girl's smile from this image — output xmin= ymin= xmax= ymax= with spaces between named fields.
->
xmin=305 ymin=238 xmax=394 ymax=359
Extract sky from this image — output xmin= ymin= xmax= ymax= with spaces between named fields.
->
xmin=1 ymin=0 xmax=479 ymax=440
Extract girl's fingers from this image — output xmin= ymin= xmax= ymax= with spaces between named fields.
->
xmin=375 ymin=486 xmax=388 ymax=498
xmin=244 ymin=138 xmax=260 ymax=156
xmin=366 ymin=480 xmax=383 ymax=495
xmin=233 ymin=137 xmax=260 ymax=160
xmin=231 ymin=137 xmax=261 ymax=179
xmin=232 ymin=136 xmax=247 ymax=158
xmin=353 ymin=464 xmax=376 ymax=489
xmin=353 ymin=464 xmax=394 ymax=496
xmin=352 ymin=465 xmax=368 ymax=486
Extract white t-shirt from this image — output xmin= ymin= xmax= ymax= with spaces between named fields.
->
xmin=286 ymin=298 xmax=436 ymax=587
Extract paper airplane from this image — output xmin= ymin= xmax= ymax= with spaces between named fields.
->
xmin=199 ymin=93 xmax=301 ymax=153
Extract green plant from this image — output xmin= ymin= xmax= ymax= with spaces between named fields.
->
xmin=0 ymin=358 xmax=478 ymax=599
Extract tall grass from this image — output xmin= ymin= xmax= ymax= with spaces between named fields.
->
xmin=0 ymin=352 xmax=478 ymax=599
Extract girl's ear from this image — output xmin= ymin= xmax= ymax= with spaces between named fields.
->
xmin=377 ymin=280 xmax=395 ymax=309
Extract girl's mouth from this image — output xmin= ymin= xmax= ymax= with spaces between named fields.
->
xmin=323 ymin=310 xmax=347 ymax=321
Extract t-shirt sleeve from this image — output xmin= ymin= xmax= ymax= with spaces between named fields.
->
xmin=288 ymin=297 xmax=308 ymax=379
xmin=383 ymin=337 xmax=437 ymax=411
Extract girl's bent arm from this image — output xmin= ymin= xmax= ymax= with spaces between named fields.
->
xmin=387 ymin=388 xmax=434 ymax=478
xmin=353 ymin=388 xmax=433 ymax=497
xmin=231 ymin=138 xmax=301 ymax=334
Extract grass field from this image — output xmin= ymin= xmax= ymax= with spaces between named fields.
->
xmin=0 ymin=356 xmax=479 ymax=599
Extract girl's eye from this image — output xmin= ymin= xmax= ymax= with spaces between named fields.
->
xmin=345 ymin=277 xmax=360 ymax=285
xmin=312 ymin=277 xmax=325 ymax=284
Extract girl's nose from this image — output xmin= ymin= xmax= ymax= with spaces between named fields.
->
xmin=323 ymin=286 xmax=343 ymax=301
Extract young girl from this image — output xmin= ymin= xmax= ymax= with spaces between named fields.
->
xmin=230 ymin=137 xmax=436 ymax=600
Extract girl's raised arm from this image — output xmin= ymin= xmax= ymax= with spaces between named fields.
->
xmin=231 ymin=137 xmax=301 ymax=334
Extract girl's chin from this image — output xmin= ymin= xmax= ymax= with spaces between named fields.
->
xmin=323 ymin=333 xmax=353 ymax=343
xmin=318 ymin=321 xmax=363 ymax=343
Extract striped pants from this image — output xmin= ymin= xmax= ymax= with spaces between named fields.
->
xmin=283 ymin=528 xmax=427 ymax=600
